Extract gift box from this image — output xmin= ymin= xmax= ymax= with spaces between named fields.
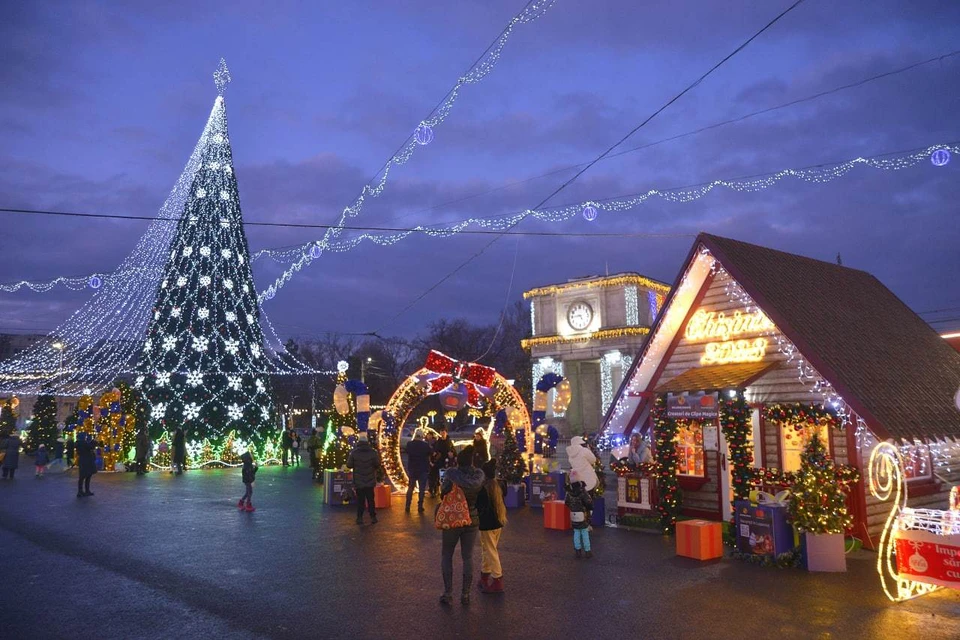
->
xmin=803 ymin=532 xmax=846 ymax=572
xmin=734 ymin=499 xmax=794 ymax=558
xmin=544 ymin=500 xmax=571 ymax=530
xmin=374 ymin=484 xmax=392 ymax=509
xmin=590 ymin=496 xmax=606 ymax=527
xmin=676 ymin=519 xmax=723 ymax=560
xmin=323 ymin=470 xmax=356 ymax=505
xmin=505 ymin=484 xmax=526 ymax=508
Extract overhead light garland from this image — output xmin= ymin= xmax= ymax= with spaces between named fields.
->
xmin=521 ymin=326 xmax=650 ymax=350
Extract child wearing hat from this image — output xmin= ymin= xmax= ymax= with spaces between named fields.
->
xmin=35 ymin=444 xmax=50 ymax=477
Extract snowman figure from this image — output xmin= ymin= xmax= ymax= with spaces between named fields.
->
xmin=566 ymin=436 xmax=598 ymax=492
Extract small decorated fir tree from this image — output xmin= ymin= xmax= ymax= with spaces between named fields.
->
xmin=788 ymin=432 xmax=852 ymax=534
xmin=320 ymin=371 xmax=356 ymax=471
xmin=27 ymin=391 xmax=58 ymax=452
xmin=498 ymin=424 xmax=526 ymax=484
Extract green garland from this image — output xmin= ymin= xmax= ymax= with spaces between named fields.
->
xmin=720 ymin=394 xmax=754 ymax=515
xmin=652 ymin=396 xmax=681 ymax=534
xmin=763 ymin=403 xmax=840 ymax=430
xmin=730 ymin=548 xmax=803 ymax=569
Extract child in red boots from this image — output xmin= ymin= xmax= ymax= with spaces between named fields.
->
xmin=238 ymin=451 xmax=258 ymax=512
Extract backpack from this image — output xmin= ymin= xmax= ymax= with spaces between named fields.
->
xmin=434 ymin=484 xmax=472 ymax=530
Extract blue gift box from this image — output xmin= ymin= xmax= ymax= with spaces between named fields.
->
xmin=323 ymin=470 xmax=356 ymax=505
xmin=590 ymin=496 xmax=606 ymax=527
xmin=734 ymin=499 xmax=794 ymax=557
xmin=504 ymin=484 xmax=526 ymax=508
xmin=526 ymin=472 xmax=567 ymax=508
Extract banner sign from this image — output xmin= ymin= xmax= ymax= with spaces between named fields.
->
xmin=666 ymin=392 xmax=719 ymax=420
xmin=895 ymin=528 xmax=960 ymax=590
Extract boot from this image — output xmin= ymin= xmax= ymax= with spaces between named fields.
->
xmin=477 ymin=572 xmax=490 ymax=589
xmin=575 ymin=548 xmax=582 ymax=558
xmin=439 ymin=593 xmax=453 ymax=606
xmin=461 ymin=576 xmax=472 ymax=605
xmin=238 ymin=499 xmax=245 ymax=509
xmin=484 ymin=576 xmax=504 ymax=593
xmin=356 ymin=517 xmax=364 ymax=525
xmin=244 ymin=502 xmax=256 ymax=512
xmin=585 ymin=550 xmax=593 ymax=559
xmin=370 ymin=514 xmax=378 ymax=524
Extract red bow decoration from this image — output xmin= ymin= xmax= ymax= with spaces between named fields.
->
xmin=423 ymin=350 xmax=496 ymax=407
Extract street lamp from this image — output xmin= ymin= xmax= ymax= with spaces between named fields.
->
xmin=361 ymin=357 xmax=373 ymax=383
xmin=51 ymin=341 xmax=64 ymax=380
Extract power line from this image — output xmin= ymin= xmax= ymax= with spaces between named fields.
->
xmin=918 ymin=306 xmax=960 ymax=315
xmin=373 ymin=0 xmax=808 ymax=332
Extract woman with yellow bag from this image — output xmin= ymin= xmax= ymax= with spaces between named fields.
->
xmin=435 ymin=445 xmax=484 ymax=606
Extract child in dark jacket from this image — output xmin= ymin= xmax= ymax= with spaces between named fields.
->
xmin=564 ymin=481 xmax=594 ymax=558
xmin=35 ymin=445 xmax=49 ymax=477
xmin=238 ymin=451 xmax=258 ymax=512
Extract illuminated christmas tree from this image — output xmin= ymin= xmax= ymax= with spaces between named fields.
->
xmin=26 ymin=390 xmax=58 ymax=452
xmin=320 ymin=367 xmax=356 ymax=470
xmin=788 ymin=432 xmax=853 ymax=534
xmin=498 ymin=424 xmax=526 ymax=484
xmin=136 ymin=60 xmax=275 ymax=450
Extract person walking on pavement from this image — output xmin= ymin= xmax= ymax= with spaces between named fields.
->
xmin=172 ymin=427 xmax=186 ymax=474
xmin=565 ymin=480 xmax=594 ymax=558
xmin=2 ymin=430 xmax=21 ymax=479
xmin=347 ymin=432 xmax=381 ymax=525
xmin=404 ymin=430 xmax=432 ymax=513
xmin=291 ymin=430 xmax=301 ymax=467
xmin=476 ymin=459 xmax=507 ymax=593
xmin=430 ymin=427 xmax=452 ymax=497
xmin=65 ymin=433 xmax=75 ymax=469
xmin=472 ymin=428 xmax=489 ymax=468
xmin=281 ymin=426 xmax=293 ymax=466
xmin=76 ymin=432 xmax=99 ymax=497
xmin=135 ymin=427 xmax=149 ymax=475
xmin=53 ymin=437 xmax=64 ymax=463
xmin=307 ymin=428 xmax=323 ymax=480
xmin=238 ymin=451 xmax=258 ymax=512
xmin=438 ymin=445 xmax=485 ymax=606
xmin=34 ymin=444 xmax=49 ymax=477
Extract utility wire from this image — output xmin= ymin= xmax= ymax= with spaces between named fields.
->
xmin=373 ymin=0 xmax=808 ymax=333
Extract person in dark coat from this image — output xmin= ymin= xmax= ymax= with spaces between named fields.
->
xmin=472 ymin=429 xmax=490 ymax=468
xmin=65 ymin=433 xmax=75 ymax=469
xmin=135 ymin=427 xmax=149 ymax=475
xmin=34 ymin=444 xmax=50 ymax=477
xmin=430 ymin=427 xmax=452 ymax=497
xmin=172 ymin=428 xmax=186 ymax=474
xmin=476 ymin=459 xmax=507 ymax=593
xmin=438 ymin=445 xmax=485 ymax=606
xmin=347 ymin=432 xmax=381 ymax=525
xmin=54 ymin=437 xmax=64 ymax=461
xmin=564 ymin=481 xmax=594 ymax=558
xmin=2 ymin=432 xmax=21 ymax=479
xmin=404 ymin=430 xmax=432 ymax=513
xmin=281 ymin=427 xmax=293 ymax=466
xmin=238 ymin=451 xmax=258 ymax=512
xmin=76 ymin=432 xmax=99 ymax=497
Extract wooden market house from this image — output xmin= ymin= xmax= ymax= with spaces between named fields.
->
xmin=603 ymin=233 xmax=960 ymax=548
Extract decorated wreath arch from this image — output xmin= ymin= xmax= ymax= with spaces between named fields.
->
xmin=376 ymin=350 xmax=531 ymax=491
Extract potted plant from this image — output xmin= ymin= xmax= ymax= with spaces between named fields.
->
xmin=788 ymin=432 xmax=852 ymax=572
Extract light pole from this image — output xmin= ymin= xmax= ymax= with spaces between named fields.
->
xmin=361 ymin=357 xmax=373 ymax=383
xmin=51 ymin=341 xmax=64 ymax=380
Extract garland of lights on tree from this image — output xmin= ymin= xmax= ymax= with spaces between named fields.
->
xmin=320 ymin=366 xmax=358 ymax=471
xmin=788 ymin=432 xmax=859 ymax=534
xmin=652 ymin=395 xmax=681 ymax=533
xmin=720 ymin=393 xmax=753 ymax=513
xmin=136 ymin=62 xmax=276 ymax=452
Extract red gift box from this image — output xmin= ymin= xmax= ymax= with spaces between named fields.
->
xmin=374 ymin=484 xmax=392 ymax=509
xmin=676 ymin=519 xmax=723 ymax=560
xmin=544 ymin=500 xmax=571 ymax=530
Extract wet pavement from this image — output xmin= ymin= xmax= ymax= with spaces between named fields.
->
xmin=0 ymin=464 xmax=958 ymax=640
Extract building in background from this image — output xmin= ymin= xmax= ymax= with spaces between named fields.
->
xmin=521 ymin=273 xmax=669 ymax=435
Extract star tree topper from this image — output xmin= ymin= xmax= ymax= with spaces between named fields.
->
xmin=214 ymin=58 xmax=231 ymax=96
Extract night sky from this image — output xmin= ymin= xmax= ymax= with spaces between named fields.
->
xmin=1 ymin=0 xmax=959 ymax=341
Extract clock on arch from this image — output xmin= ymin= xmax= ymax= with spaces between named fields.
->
xmin=567 ymin=301 xmax=594 ymax=331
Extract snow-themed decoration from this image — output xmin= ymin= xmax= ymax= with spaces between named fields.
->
xmin=220 ymin=218 xmax=230 ymax=229
xmin=415 ymin=123 xmax=434 ymax=145
xmin=196 ymin=188 xmax=207 ymax=198
xmin=210 ymin=162 xmax=220 ymax=170
xmin=189 ymin=215 xmax=198 ymax=226
xmin=221 ymin=248 xmax=231 ymax=258
xmin=213 ymin=133 xmax=224 ymax=144
xmin=199 ymin=276 xmax=212 ymax=287
xmin=162 ymin=335 xmax=177 ymax=351
xmin=261 ymin=407 xmax=271 ymax=421
xmin=238 ymin=254 xmax=244 ymax=265
xmin=154 ymin=311 xmax=160 ymax=320
xmin=220 ymin=190 xmax=230 ymax=201
xmin=156 ymin=372 xmax=171 ymax=387
xmin=187 ymin=370 xmax=203 ymax=387
xmin=310 ymin=244 xmax=322 ymax=259
xmin=184 ymin=403 xmax=200 ymax=420
xmin=931 ymin=148 xmax=951 ymax=167
xmin=228 ymin=375 xmax=242 ymax=390
xmin=171 ymin=307 xmax=181 ymax=318
xmin=225 ymin=165 xmax=232 ymax=174
xmin=197 ymin=307 xmax=210 ymax=319
xmin=225 ymin=311 xmax=236 ymax=322
xmin=88 ymin=276 xmax=102 ymax=289
xmin=183 ymin=246 xmax=193 ymax=257
xmin=200 ymin=246 xmax=211 ymax=257
xmin=152 ymin=402 xmax=167 ymax=418
xmin=228 ymin=403 xmax=243 ymax=421
xmin=135 ymin=375 xmax=145 ymax=388
xmin=255 ymin=379 xmax=266 ymax=393
xmin=224 ymin=279 xmax=234 ymax=290
xmin=161 ymin=280 xmax=168 ymax=289
xmin=224 ymin=339 xmax=239 ymax=355
xmin=251 ymin=344 xmax=261 ymax=358
xmin=144 ymin=339 xmax=152 ymax=352
xmin=566 ymin=436 xmax=599 ymax=491
xmin=246 ymin=314 xmax=254 ymax=324
xmin=582 ymin=204 xmax=598 ymax=222
xmin=337 ymin=360 xmax=349 ymax=373
xmin=177 ymin=276 xmax=187 ymax=287
xmin=242 ymin=284 xmax=249 ymax=293
xmin=192 ymin=336 xmax=209 ymax=352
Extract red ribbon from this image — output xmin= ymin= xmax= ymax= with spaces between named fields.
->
xmin=424 ymin=350 xmax=496 ymax=407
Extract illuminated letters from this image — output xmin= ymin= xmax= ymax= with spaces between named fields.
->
xmin=684 ymin=309 xmax=774 ymax=365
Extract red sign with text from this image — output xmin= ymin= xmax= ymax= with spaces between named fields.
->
xmin=895 ymin=528 xmax=960 ymax=590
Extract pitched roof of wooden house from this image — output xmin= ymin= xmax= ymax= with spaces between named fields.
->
xmin=607 ymin=233 xmax=960 ymax=443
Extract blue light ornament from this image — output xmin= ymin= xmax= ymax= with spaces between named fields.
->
xmin=88 ymin=275 xmax=102 ymax=289
xmin=931 ymin=149 xmax=951 ymax=167
xmin=415 ymin=123 xmax=434 ymax=146
xmin=582 ymin=204 xmax=598 ymax=222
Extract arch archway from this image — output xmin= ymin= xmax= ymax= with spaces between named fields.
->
xmin=377 ymin=365 xmax=531 ymax=491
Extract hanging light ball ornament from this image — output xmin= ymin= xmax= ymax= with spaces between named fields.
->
xmin=931 ymin=148 xmax=951 ymax=167
xmin=415 ymin=123 xmax=434 ymax=146
xmin=582 ymin=204 xmax=598 ymax=222
xmin=438 ymin=382 xmax=469 ymax=412
xmin=310 ymin=243 xmax=322 ymax=259
xmin=337 ymin=360 xmax=349 ymax=374
xmin=88 ymin=275 xmax=102 ymax=290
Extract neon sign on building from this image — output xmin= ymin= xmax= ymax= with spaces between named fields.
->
xmin=684 ymin=309 xmax=775 ymax=365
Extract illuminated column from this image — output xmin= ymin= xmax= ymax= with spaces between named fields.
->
xmin=625 ymin=286 xmax=639 ymax=326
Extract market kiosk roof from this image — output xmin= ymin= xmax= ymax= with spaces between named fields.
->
xmin=606 ymin=233 xmax=960 ymax=443
xmin=655 ymin=361 xmax=775 ymax=394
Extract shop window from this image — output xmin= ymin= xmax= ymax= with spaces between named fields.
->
xmin=780 ymin=423 xmax=831 ymax=473
xmin=901 ymin=446 xmax=933 ymax=482
xmin=676 ymin=421 xmax=705 ymax=477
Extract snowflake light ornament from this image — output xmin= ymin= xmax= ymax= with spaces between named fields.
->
xmin=210 ymin=162 xmax=220 ymax=170
xmin=187 ymin=371 xmax=203 ymax=387
xmin=261 ymin=407 xmax=271 ymax=421
xmin=200 ymin=246 xmax=211 ymax=257
xmin=196 ymin=188 xmax=207 ymax=198
xmin=228 ymin=375 xmax=242 ymax=390
xmin=162 ymin=335 xmax=177 ymax=351
xmin=198 ymin=307 xmax=210 ymax=319
xmin=161 ymin=280 xmax=168 ymax=289
xmin=183 ymin=246 xmax=193 ymax=257
xmin=143 ymin=339 xmax=152 ymax=352
xmin=200 ymin=276 xmax=212 ymax=287
xmin=152 ymin=402 xmax=167 ymax=418
xmin=246 ymin=313 xmax=254 ymax=324
xmin=251 ymin=344 xmax=261 ymax=358
xmin=220 ymin=218 xmax=230 ymax=229
xmin=255 ymin=379 xmax=266 ymax=393
xmin=184 ymin=403 xmax=200 ymax=420
xmin=224 ymin=279 xmax=234 ymax=290
xmin=225 ymin=165 xmax=232 ymax=174
xmin=135 ymin=375 xmax=145 ymax=388
xmin=242 ymin=284 xmax=249 ymax=293
xmin=156 ymin=372 xmax=171 ymax=386
xmin=192 ymin=336 xmax=209 ymax=352
xmin=171 ymin=307 xmax=181 ymax=318
xmin=177 ymin=276 xmax=187 ymax=287
xmin=228 ymin=403 xmax=243 ymax=421
xmin=220 ymin=191 xmax=230 ymax=201
xmin=221 ymin=248 xmax=231 ymax=258
xmin=225 ymin=311 xmax=236 ymax=322
xmin=224 ymin=339 xmax=239 ymax=355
